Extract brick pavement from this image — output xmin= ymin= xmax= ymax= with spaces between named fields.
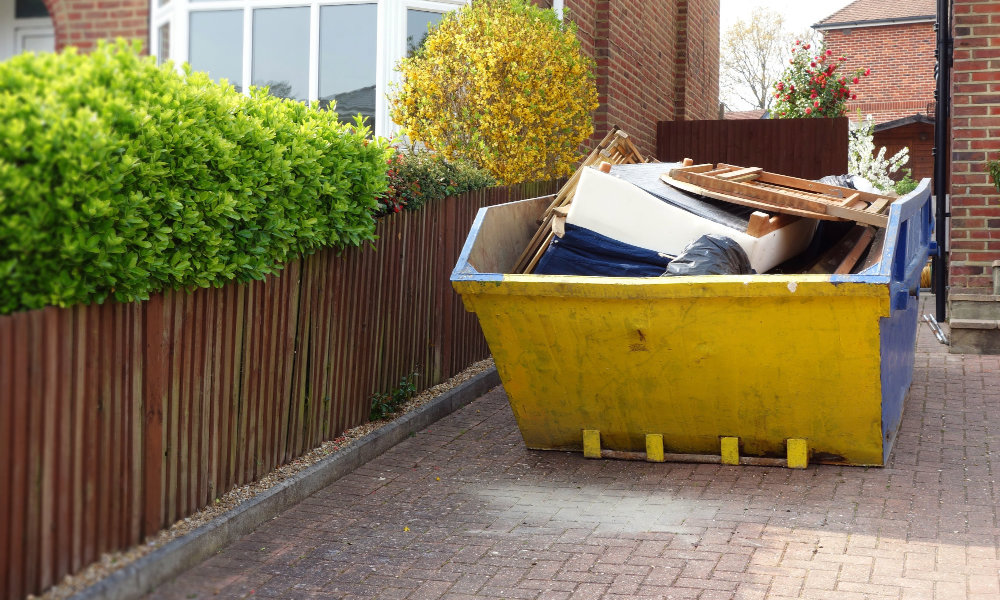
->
xmin=147 ymin=318 xmax=1000 ymax=600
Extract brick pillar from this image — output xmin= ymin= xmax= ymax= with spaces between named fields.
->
xmin=42 ymin=0 xmax=149 ymax=54
xmin=950 ymin=0 xmax=1000 ymax=293
xmin=674 ymin=0 xmax=688 ymax=121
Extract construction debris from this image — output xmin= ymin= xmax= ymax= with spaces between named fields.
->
xmin=512 ymin=126 xmax=647 ymax=273
xmin=513 ymin=130 xmax=898 ymax=278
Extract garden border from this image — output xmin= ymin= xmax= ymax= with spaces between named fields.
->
xmin=70 ymin=368 xmax=501 ymax=600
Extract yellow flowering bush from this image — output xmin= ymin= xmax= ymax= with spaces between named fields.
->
xmin=390 ymin=0 xmax=598 ymax=184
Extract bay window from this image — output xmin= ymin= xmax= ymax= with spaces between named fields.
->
xmin=151 ymin=0 xmax=467 ymax=138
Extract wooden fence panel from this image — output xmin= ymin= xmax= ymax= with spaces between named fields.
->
xmin=0 ymin=181 xmax=557 ymax=599
xmin=656 ymin=117 xmax=849 ymax=180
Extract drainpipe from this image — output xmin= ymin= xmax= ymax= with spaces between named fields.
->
xmin=933 ymin=0 xmax=952 ymax=322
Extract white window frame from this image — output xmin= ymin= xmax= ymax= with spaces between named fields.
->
xmin=149 ymin=0 xmax=467 ymax=138
xmin=0 ymin=0 xmax=55 ymax=61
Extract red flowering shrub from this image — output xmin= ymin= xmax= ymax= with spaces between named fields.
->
xmin=772 ymin=41 xmax=870 ymax=118
xmin=375 ymin=151 xmax=495 ymax=217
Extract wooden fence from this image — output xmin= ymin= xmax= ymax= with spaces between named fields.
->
xmin=0 ymin=180 xmax=558 ymax=599
xmin=656 ymin=117 xmax=849 ymax=180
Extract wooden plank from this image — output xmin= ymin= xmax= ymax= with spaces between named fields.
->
xmin=24 ymin=311 xmax=44 ymax=592
xmin=835 ymin=227 xmax=877 ymax=275
xmin=82 ymin=305 xmax=99 ymax=566
xmin=178 ymin=291 xmax=194 ymax=518
xmin=218 ymin=284 xmax=238 ymax=492
xmin=38 ymin=308 xmax=59 ymax=590
xmin=198 ymin=288 xmax=214 ymax=507
xmin=205 ymin=288 xmax=221 ymax=503
xmin=808 ymin=225 xmax=876 ymax=274
xmin=839 ymin=192 xmax=861 ymax=207
xmin=869 ymin=196 xmax=893 ymax=214
xmin=9 ymin=314 xmax=29 ymax=600
xmin=70 ymin=306 xmax=86 ymax=570
xmin=859 ymin=226 xmax=889 ymax=273
xmin=0 ymin=315 xmax=13 ymax=598
xmin=227 ymin=283 xmax=246 ymax=491
xmin=717 ymin=167 xmax=762 ymax=181
xmin=662 ymin=173 xmax=832 ymax=221
xmin=664 ymin=169 xmax=889 ymax=228
xmin=292 ymin=258 xmax=315 ymax=457
xmin=237 ymin=281 xmax=257 ymax=485
xmin=755 ymin=170 xmax=884 ymax=204
xmin=824 ymin=203 xmax=888 ymax=228
xmin=97 ymin=303 xmax=113 ymax=556
xmin=745 ymin=211 xmax=801 ymax=238
xmin=284 ymin=263 xmax=303 ymax=460
xmin=128 ymin=302 xmax=143 ymax=545
xmin=166 ymin=291 xmax=183 ymax=524
xmin=108 ymin=303 xmax=123 ymax=552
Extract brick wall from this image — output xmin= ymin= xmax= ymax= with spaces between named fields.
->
xmin=822 ymin=22 xmax=935 ymax=124
xmin=950 ymin=0 xmax=1000 ymax=293
xmin=558 ymin=0 xmax=719 ymax=156
xmin=679 ymin=0 xmax=720 ymax=122
xmin=43 ymin=0 xmax=148 ymax=53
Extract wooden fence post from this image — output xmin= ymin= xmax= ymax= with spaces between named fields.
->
xmin=142 ymin=293 xmax=167 ymax=535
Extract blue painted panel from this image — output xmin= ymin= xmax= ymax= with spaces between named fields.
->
xmin=879 ymin=293 xmax=919 ymax=463
xmin=831 ymin=179 xmax=933 ymax=313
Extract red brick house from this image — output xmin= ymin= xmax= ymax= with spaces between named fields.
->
xmin=8 ymin=0 xmax=720 ymax=158
xmin=813 ymin=0 xmax=937 ymax=182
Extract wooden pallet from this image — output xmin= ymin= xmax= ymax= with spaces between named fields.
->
xmin=661 ymin=163 xmax=894 ymax=228
xmin=512 ymin=127 xmax=648 ymax=274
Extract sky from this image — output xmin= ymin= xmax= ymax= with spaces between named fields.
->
xmin=720 ymin=0 xmax=856 ymax=37
xmin=718 ymin=0 xmax=857 ymax=111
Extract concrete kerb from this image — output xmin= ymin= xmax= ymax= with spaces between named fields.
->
xmin=70 ymin=368 xmax=502 ymax=600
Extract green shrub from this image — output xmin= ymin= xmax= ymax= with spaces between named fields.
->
xmin=893 ymin=169 xmax=918 ymax=196
xmin=376 ymin=150 xmax=496 ymax=215
xmin=0 ymin=40 xmax=389 ymax=314
xmin=389 ymin=0 xmax=597 ymax=184
xmin=369 ymin=371 xmax=418 ymax=421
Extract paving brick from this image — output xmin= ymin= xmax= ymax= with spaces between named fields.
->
xmin=146 ymin=307 xmax=1000 ymax=599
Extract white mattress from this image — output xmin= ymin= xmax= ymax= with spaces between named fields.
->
xmin=565 ymin=168 xmax=817 ymax=273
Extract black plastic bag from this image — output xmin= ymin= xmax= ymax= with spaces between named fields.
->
xmin=661 ymin=235 xmax=752 ymax=276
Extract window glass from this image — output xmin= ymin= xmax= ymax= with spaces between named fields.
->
xmin=406 ymin=9 xmax=444 ymax=57
xmin=252 ymin=7 xmax=310 ymax=101
xmin=15 ymin=0 xmax=50 ymax=18
xmin=318 ymin=3 xmax=377 ymax=128
xmin=157 ymin=22 xmax=170 ymax=65
xmin=189 ymin=11 xmax=244 ymax=91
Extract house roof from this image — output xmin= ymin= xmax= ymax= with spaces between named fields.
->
xmin=813 ymin=0 xmax=936 ymax=30
xmin=873 ymin=113 xmax=935 ymax=132
xmin=724 ymin=109 xmax=767 ymax=120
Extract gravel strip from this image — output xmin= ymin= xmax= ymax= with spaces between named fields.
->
xmin=34 ymin=358 xmax=495 ymax=600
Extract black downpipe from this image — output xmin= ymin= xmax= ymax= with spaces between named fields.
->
xmin=933 ymin=0 xmax=952 ymax=322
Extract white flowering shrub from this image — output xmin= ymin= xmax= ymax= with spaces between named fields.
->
xmin=848 ymin=115 xmax=909 ymax=193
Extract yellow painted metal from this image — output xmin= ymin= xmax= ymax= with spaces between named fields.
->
xmin=582 ymin=429 xmax=601 ymax=458
xmin=787 ymin=438 xmax=809 ymax=469
xmin=454 ymin=275 xmax=891 ymax=466
xmin=720 ymin=437 xmax=740 ymax=465
xmin=645 ymin=434 xmax=665 ymax=462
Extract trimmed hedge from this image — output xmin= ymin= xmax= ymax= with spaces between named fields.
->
xmin=376 ymin=151 xmax=496 ymax=215
xmin=0 ymin=41 xmax=389 ymax=314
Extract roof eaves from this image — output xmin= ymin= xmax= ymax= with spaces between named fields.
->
xmin=873 ymin=114 xmax=935 ymax=132
xmin=813 ymin=15 xmax=935 ymax=31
